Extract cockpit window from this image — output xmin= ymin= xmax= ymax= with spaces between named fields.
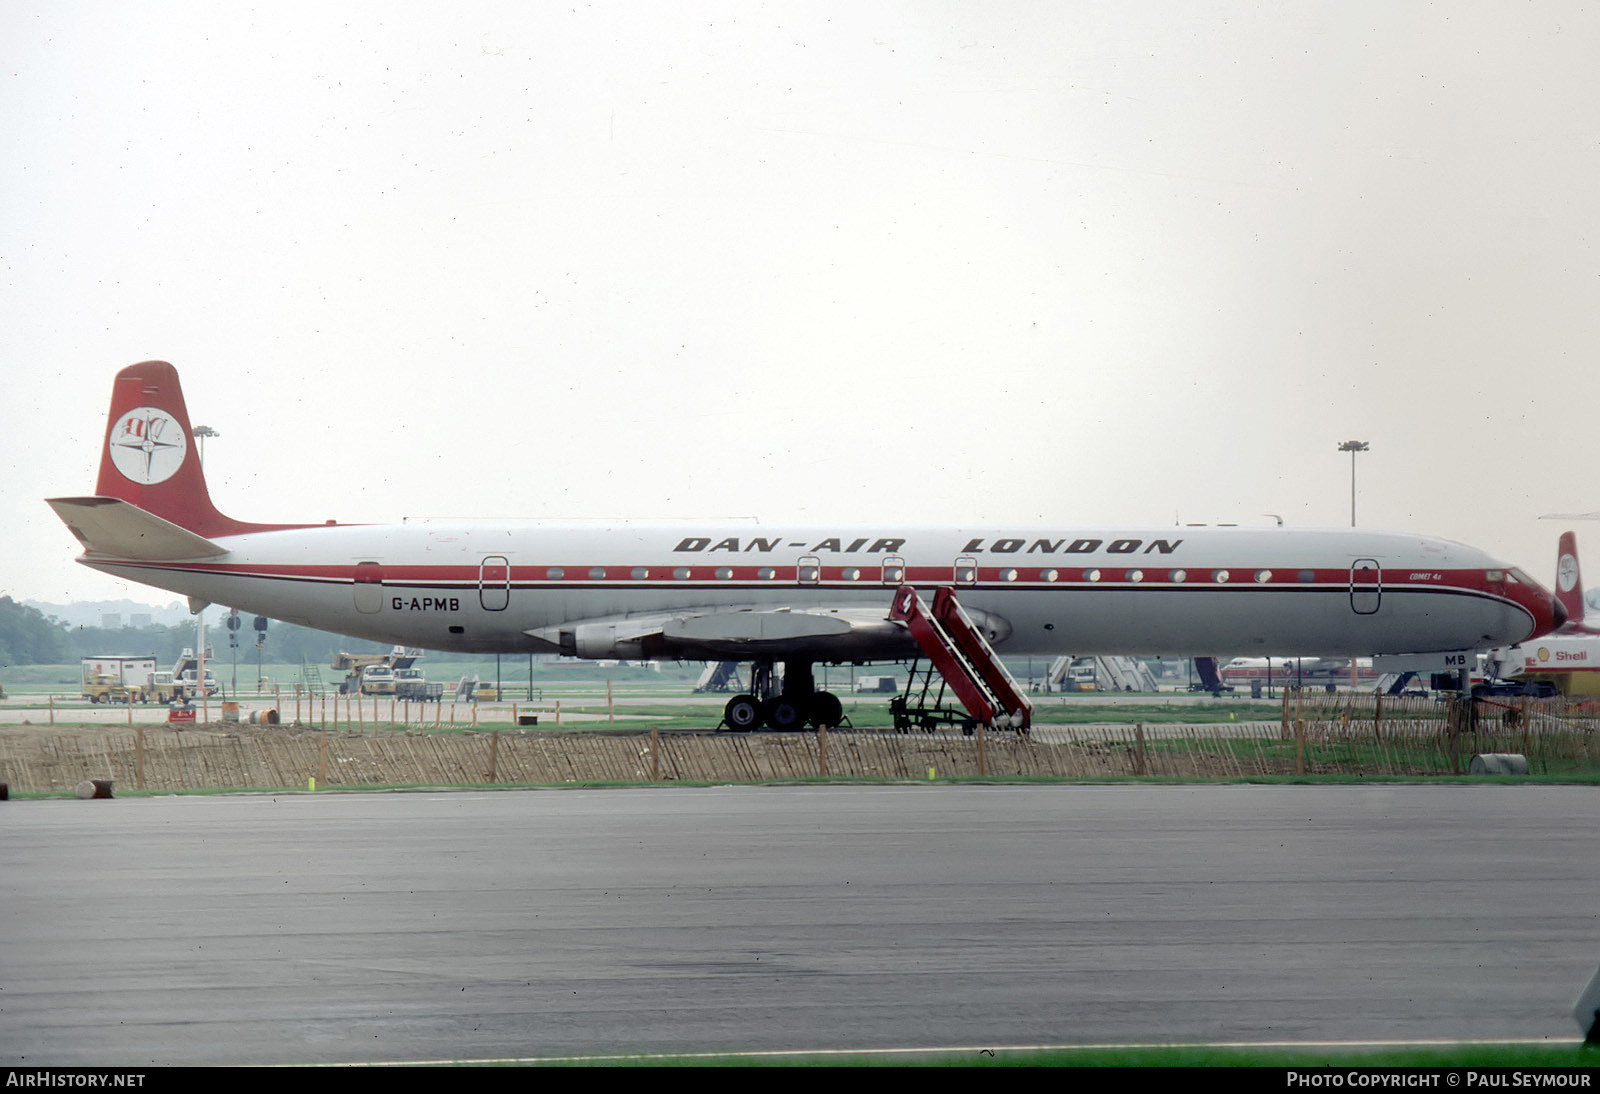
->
xmin=1486 ymin=570 xmax=1504 ymax=582
xmin=1507 ymin=569 xmax=1530 ymax=585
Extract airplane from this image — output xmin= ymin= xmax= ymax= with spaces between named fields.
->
xmin=1484 ymin=531 xmax=1600 ymax=697
xmin=1218 ymin=656 xmax=1378 ymax=692
xmin=48 ymin=361 xmax=1566 ymax=730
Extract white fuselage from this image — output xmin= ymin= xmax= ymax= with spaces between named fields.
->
xmin=81 ymin=521 xmax=1547 ymax=661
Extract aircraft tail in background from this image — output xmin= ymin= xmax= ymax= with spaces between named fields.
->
xmin=1555 ymin=531 xmax=1595 ymax=634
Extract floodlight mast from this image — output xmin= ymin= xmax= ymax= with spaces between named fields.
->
xmin=1337 ymin=440 xmax=1369 ymax=527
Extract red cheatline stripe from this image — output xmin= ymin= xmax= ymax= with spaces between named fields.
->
xmin=99 ymin=558 xmax=1521 ymax=598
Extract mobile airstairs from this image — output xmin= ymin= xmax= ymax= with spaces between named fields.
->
xmin=887 ymin=585 xmax=1032 ymax=735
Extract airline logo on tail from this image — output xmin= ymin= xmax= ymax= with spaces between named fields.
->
xmin=1557 ymin=550 xmax=1579 ymax=594
xmin=109 ymin=407 xmax=186 ymax=485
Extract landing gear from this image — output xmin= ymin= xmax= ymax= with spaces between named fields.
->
xmin=807 ymin=690 xmax=843 ymax=729
xmin=761 ymin=697 xmax=803 ymax=731
xmin=723 ymin=694 xmax=762 ymax=731
xmin=717 ymin=659 xmax=848 ymax=732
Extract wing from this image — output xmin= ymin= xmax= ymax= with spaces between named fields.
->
xmin=527 ymin=599 xmax=1013 ymax=661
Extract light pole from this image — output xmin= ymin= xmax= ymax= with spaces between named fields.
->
xmin=193 ymin=425 xmax=219 ymax=466
xmin=1337 ymin=440 xmax=1369 ymax=527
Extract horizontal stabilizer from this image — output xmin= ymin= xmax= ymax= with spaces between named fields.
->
xmin=47 ymin=496 xmax=228 ymax=560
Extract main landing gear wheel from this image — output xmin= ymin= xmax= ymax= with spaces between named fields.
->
xmin=723 ymin=694 xmax=761 ymax=731
xmin=807 ymin=691 xmax=843 ymax=728
xmin=762 ymin=697 xmax=803 ymax=732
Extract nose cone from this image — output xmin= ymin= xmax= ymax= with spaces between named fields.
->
xmin=1519 ymin=580 xmax=1566 ymax=642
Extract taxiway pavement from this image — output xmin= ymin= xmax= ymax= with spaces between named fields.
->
xmin=3 ymin=784 xmax=1596 ymax=1065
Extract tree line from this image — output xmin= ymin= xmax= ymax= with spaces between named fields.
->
xmin=0 ymin=596 xmax=392 ymax=668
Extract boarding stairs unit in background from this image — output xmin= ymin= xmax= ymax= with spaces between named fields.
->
xmin=299 ymin=659 xmax=327 ymax=696
xmin=888 ymin=585 xmax=1032 ymax=732
xmin=1042 ymin=655 xmax=1160 ymax=693
xmin=694 ymin=660 xmax=744 ymax=693
xmin=1095 ymin=655 xmax=1160 ymax=693
xmin=1377 ymin=671 xmax=1422 ymax=696
xmin=1190 ymin=656 xmax=1228 ymax=695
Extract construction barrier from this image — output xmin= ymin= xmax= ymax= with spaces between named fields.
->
xmin=1 ymin=695 xmax=1596 ymax=795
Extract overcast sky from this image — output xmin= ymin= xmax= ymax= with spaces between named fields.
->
xmin=4 ymin=1 xmax=1597 ymax=607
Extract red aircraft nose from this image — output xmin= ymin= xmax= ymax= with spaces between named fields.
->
xmin=1517 ymin=577 xmax=1566 ymax=641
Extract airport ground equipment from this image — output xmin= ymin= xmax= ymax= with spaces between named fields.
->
xmin=84 ymin=653 xmax=199 ymax=703
xmin=1042 ymin=656 xmax=1096 ymax=692
xmin=889 ymin=657 xmax=976 ymax=733
xmin=1042 ymin=655 xmax=1158 ymax=693
xmin=171 ymin=646 xmax=220 ymax=700
xmin=393 ymin=666 xmax=438 ymax=700
xmin=298 ymin=659 xmax=328 ymax=696
xmin=81 ymin=655 xmax=158 ymax=703
xmin=694 ymin=661 xmax=742 ymax=693
xmin=1189 ymin=656 xmax=1229 ymax=696
xmin=332 ymin=646 xmax=425 ymax=696
xmin=1377 ymin=672 xmax=1421 ymax=696
xmin=888 ymin=585 xmax=1031 ymax=733
xmin=1096 ymin=655 xmax=1160 ymax=693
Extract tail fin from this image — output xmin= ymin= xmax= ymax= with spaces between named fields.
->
xmin=1556 ymin=531 xmax=1587 ymax=628
xmin=90 ymin=361 xmax=304 ymax=538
